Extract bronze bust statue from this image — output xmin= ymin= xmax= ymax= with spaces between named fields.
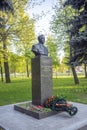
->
xmin=31 ymin=34 xmax=48 ymax=56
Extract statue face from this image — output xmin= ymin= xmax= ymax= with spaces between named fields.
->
xmin=38 ymin=35 xmax=45 ymax=44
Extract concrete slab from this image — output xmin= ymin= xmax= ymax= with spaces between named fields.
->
xmin=0 ymin=102 xmax=87 ymax=130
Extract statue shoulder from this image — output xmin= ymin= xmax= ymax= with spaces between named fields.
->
xmin=32 ymin=43 xmax=39 ymax=52
xmin=32 ymin=43 xmax=39 ymax=48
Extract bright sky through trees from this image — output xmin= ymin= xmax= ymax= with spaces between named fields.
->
xmin=27 ymin=0 xmax=64 ymax=62
xmin=28 ymin=0 xmax=57 ymax=36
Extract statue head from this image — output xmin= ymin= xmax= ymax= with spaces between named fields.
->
xmin=31 ymin=34 xmax=48 ymax=56
xmin=38 ymin=34 xmax=45 ymax=44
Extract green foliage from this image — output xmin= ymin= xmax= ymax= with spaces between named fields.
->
xmin=46 ymin=35 xmax=60 ymax=74
xmin=14 ymin=10 xmax=35 ymax=57
xmin=0 ymin=1 xmax=29 ymax=83
xmin=9 ymin=53 xmax=26 ymax=74
xmin=0 ymin=0 xmax=14 ymax=13
xmin=51 ymin=0 xmax=75 ymax=64
xmin=64 ymin=0 xmax=87 ymax=65
xmin=0 ymin=0 xmax=36 ymax=81
xmin=46 ymin=35 xmax=58 ymax=59
xmin=64 ymin=0 xmax=85 ymax=10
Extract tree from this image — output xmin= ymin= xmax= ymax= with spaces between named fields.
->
xmin=0 ymin=0 xmax=14 ymax=83
xmin=0 ymin=0 xmax=35 ymax=82
xmin=51 ymin=0 xmax=79 ymax=84
xmin=0 ymin=0 xmax=14 ymax=28
xmin=0 ymin=0 xmax=14 ymax=13
xmin=64 ymin=0 xmax=87 ymax=78
xmin=13 ymin=7 xmax=35 ymax=77
xmin=0 ymin=58 xmax=3 ymax=82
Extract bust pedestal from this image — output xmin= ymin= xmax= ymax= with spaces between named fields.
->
xmin=31 ymin=56 xmax=53 ymax=105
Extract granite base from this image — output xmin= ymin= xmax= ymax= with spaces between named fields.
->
xmin=14 ymin=101 xmax=58 ymax=119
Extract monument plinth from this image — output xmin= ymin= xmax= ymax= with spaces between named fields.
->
xmin=31 ymin=56 xmax=53 ymax=106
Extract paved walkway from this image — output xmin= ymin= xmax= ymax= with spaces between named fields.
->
xmin=0 ymin=102 xmax=87 ymax=130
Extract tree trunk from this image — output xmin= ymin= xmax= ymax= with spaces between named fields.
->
xmin=4 ymin=62 xmax=11 ymax=83
xmin=26 ymin=62 xmax=29 ymax=77
xmin=3 ymin=41 xmax=11 ymax=83
xmin=0 ymin=61 xmax=4 ymax=82
xmin=71 ymin=65 xmax=79 ymax=84
xmin=84 ymin=63 xmax=87 ymax=78
xmin=69 ymin=41 xmax=79 ymax=84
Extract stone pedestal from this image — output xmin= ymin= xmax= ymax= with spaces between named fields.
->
xmin=31 ymin=56 xmax=53 ymax=106
xmin=14 ymin=56 xmax=56 ymax=120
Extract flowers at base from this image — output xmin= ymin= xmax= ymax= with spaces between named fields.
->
xmin=29 ymin=105 xmax=51 ymax=112
xmin=36 ymin=105 xmax=43 ymax=109
xmin=29 ymin=105 xmax=43 ymax=111
xmin=44 ymin=96 xmax=57 ymax=108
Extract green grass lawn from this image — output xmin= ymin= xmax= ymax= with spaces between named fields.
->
xmin=0 ymin=77 xmax=87 ymax=106
xmin=53 ymin=77 xmax=87 ymax=104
